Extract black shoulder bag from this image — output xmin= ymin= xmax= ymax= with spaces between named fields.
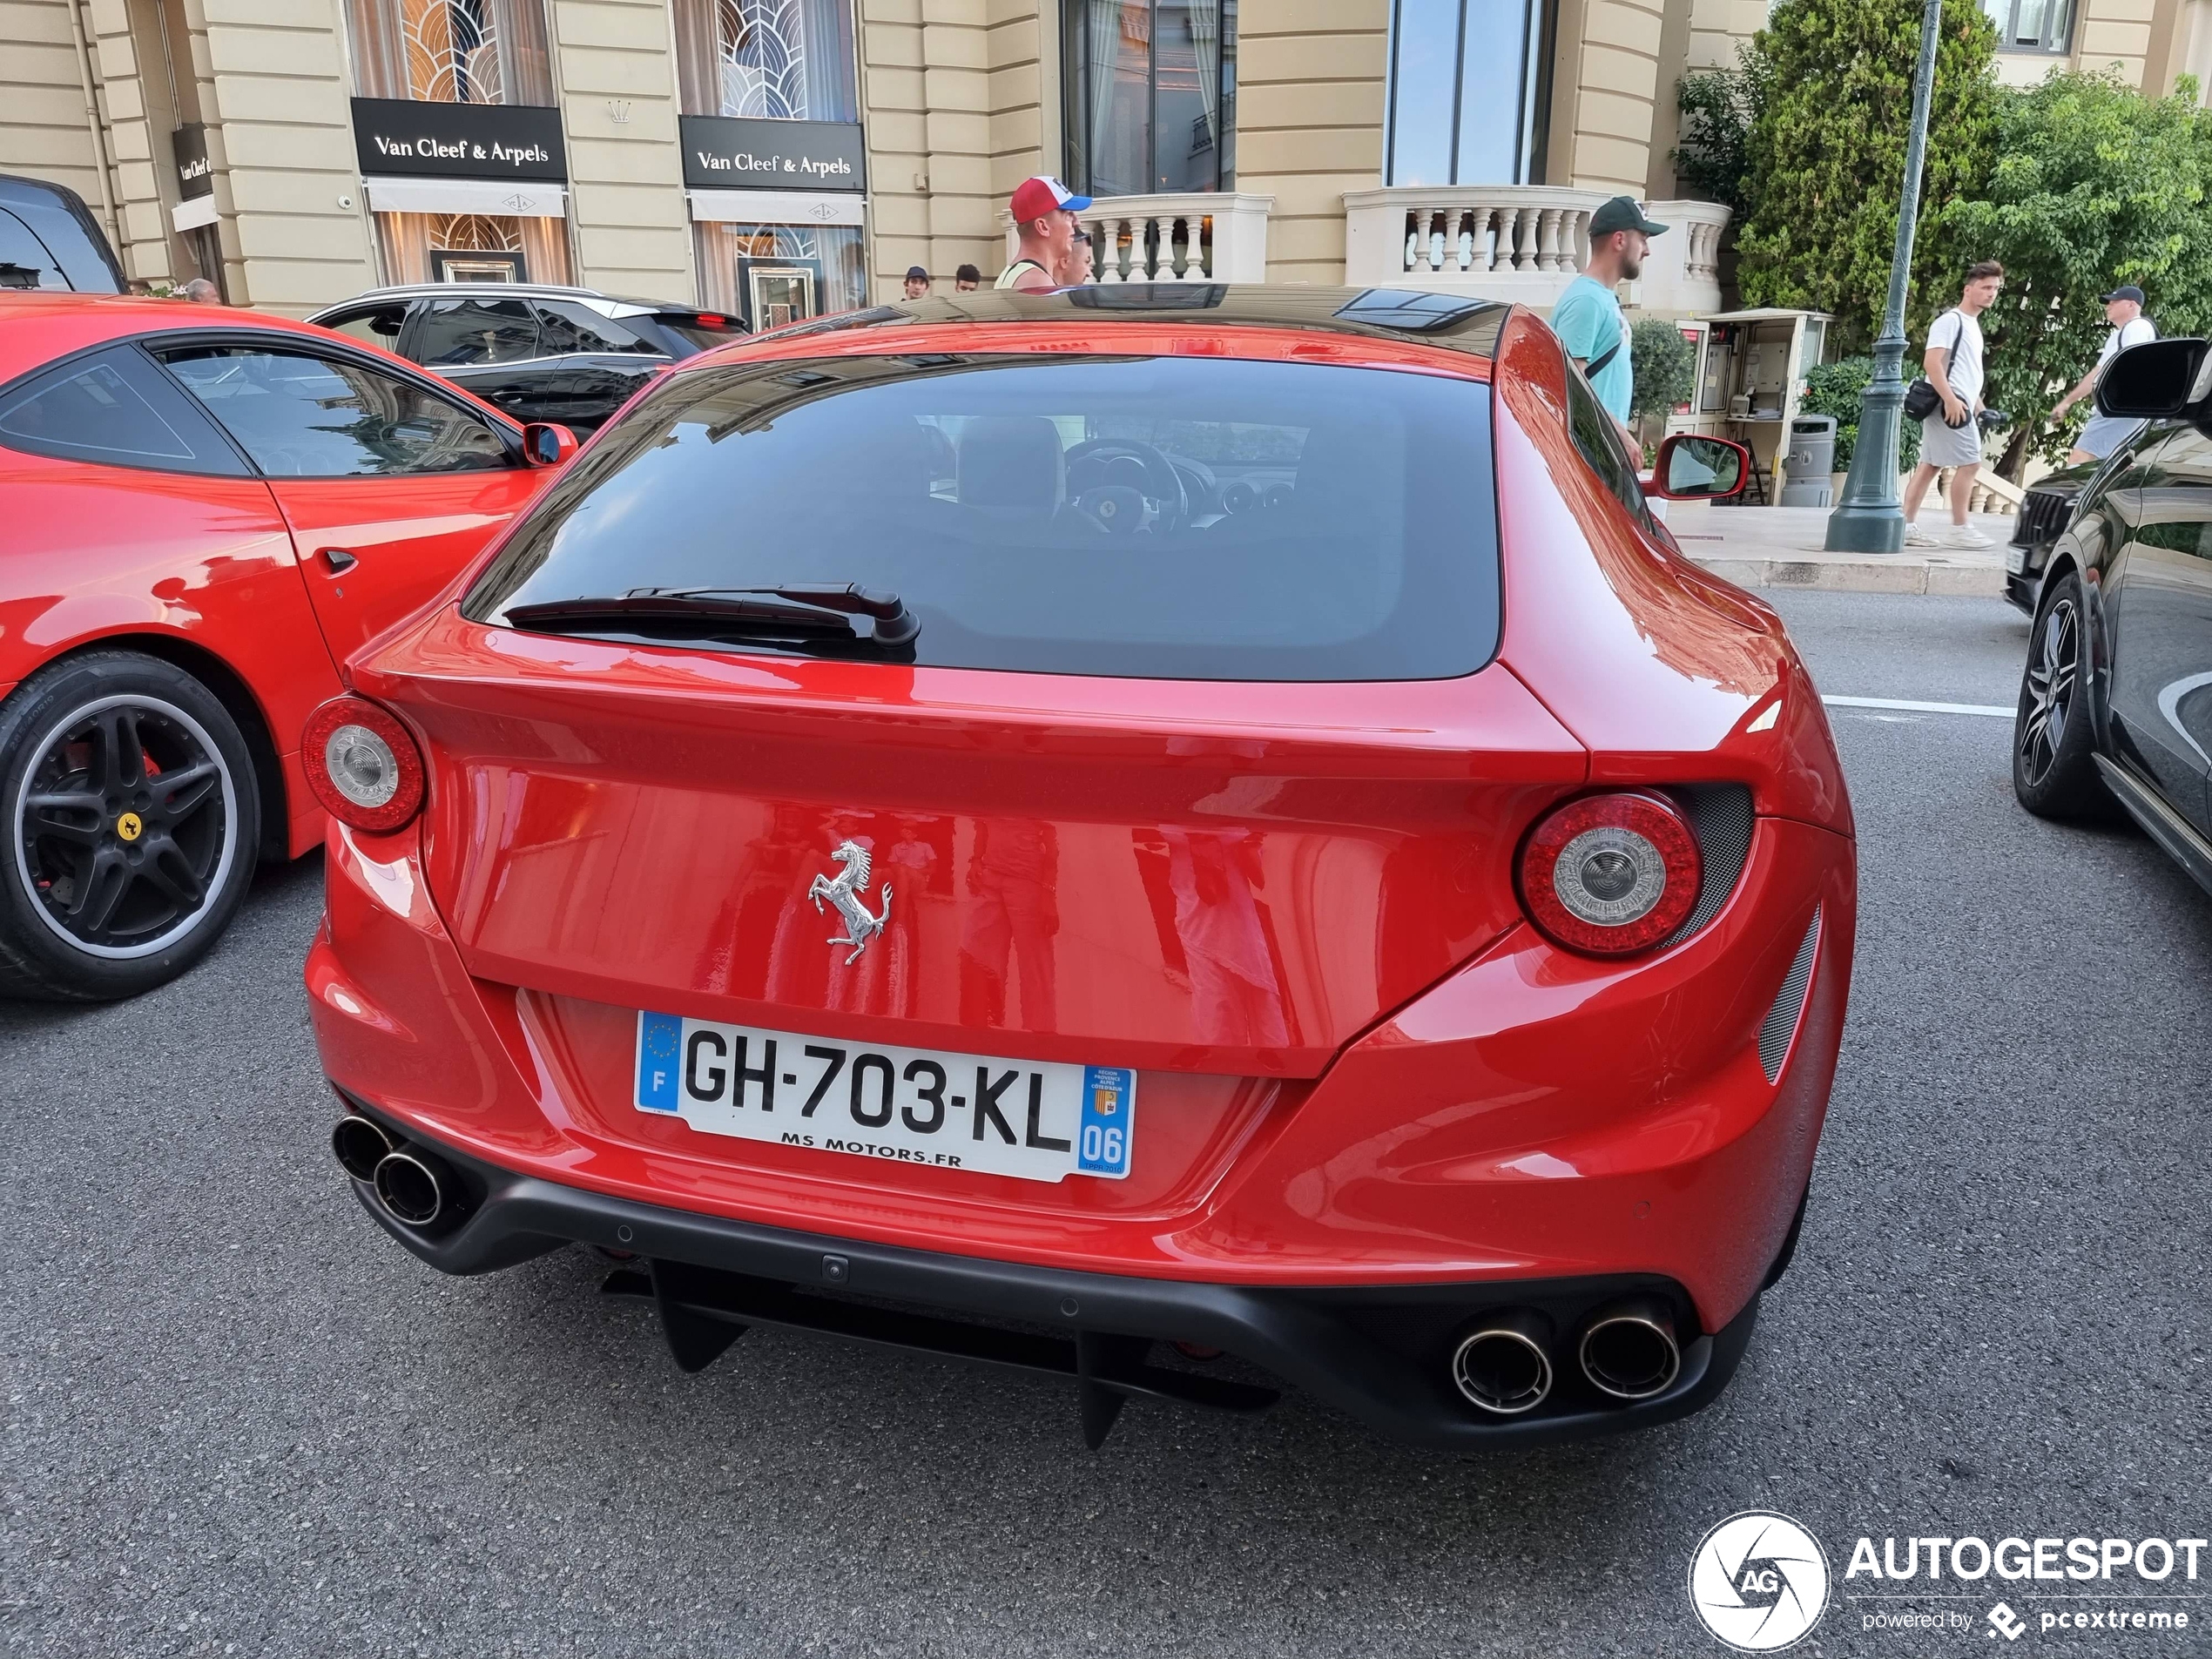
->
xmin=1905 ymin=314 xmax=1959 ymax=424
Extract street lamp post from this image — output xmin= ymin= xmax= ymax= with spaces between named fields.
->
xmin=1825 ymin=0 xmax=1947 ymax=553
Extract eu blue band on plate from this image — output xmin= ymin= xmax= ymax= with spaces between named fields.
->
xmin=1076 ymin=1065 xmax=1133 ymax=1176
xmin=637 ymin=1010 xmax=684 ymax=1111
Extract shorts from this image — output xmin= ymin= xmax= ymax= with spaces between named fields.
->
xmin=1919 ymin=411 xmax=1983 ymax=469
xmin=2075 ymin=414 xmax=2145 ymax=460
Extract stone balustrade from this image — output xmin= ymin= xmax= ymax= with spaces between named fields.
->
xmin=1001 ymin=192 xmax=1274 ymax=285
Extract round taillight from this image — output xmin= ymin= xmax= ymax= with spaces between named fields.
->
xmin=302 ymin=696 xmax=425 ymax=833
xmin=1518 ymin=792 xmax=1701 ymax=956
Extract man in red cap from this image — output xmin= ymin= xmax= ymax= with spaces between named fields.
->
xmin=997 ymin=175 xmax=1090 ymax=292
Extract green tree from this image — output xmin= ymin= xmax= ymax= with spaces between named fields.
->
xmin=1941 ymin=71 xmax=2212 ymax=477
xmin=1674 ymin=46 xmax=1770 ymax=218
xmin=1735 ymin=0 xmax=1999 ymax=345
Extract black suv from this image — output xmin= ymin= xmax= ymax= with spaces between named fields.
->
xmin=307 ymin=284 xmax=745 ymax=432
xmin=0 ymin=173 xmax=125 ymax=293
xmin=2013 ymin=335 xmax=2212 ymax=900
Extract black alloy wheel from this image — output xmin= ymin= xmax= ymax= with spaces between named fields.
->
xmin=0 ymin=651 xmax=261 ymax=1001
xmin=2013 ymin=571 xmax=2110 ymax=820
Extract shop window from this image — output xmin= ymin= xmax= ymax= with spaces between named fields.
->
xmin=1062 ymin=0 xmax=1236 ymax=198
xmin=1981 ymin=0 xmax=2073 ymax=51
xmin=372 ymin=212 xmax=570 ymax=287
xmin=346 ymin=0 xmax=555 ymax=105
xmin=674 ymin=0 xmax=859 ymax=120
xmin=1386 ymin=0 xmax=1554 ymax=185
xmin=694 ymin=223 xmax=866 ymax=327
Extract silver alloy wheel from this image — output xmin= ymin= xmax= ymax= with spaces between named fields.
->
xmin=10 ymin=693 xmax=239 ymax=959
xmin=2019 ymin=594 xmax=2079 ymax=787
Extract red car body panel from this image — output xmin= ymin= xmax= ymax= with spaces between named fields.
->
xmin=0 ymin=293 xmax=545 ymax=859
xmin=310 ymin=304 xmax=1857 ymax=1361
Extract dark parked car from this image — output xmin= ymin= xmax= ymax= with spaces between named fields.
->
xmin=2015 ymin=335 xmax=2212 ymax=897
xmin=2004 ymin=460 xmax=2101 ymax=617
xmin=307 ymin=284 xmax=745 ymax=431
xmin=0 ymin=173 xmax=125 ymax=293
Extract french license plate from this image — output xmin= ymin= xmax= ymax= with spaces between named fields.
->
xmin=633 ymin=1011 xmax=1134 ymax=1183
xmin=2004 ymin=543 xmax=2027 ymax=575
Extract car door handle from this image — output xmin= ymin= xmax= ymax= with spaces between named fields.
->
xmin=320 ymin=547 xmax=358 ymax=574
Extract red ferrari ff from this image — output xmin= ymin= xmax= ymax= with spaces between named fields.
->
xmin=0 ymin=293 xmax=575 ymax=1001
xmin=307 ymin=288 xmax=1855 ymax=1450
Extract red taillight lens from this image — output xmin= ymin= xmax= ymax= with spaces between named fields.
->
xmin=301 ymin=696 xmax=425 ymax=833
xmin=1518 ymin=792 xmax=1701 ymax=956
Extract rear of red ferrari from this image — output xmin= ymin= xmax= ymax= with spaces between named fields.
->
xmin=304 ymin=295 xmax=1854 ymax=1449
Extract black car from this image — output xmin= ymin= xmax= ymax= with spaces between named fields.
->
xmin=307 ymin=284 xmax=745 ymax=431
xmin=2005 ymin=459 xmax=2101 ymax=617
xmin=2015 ymin=335 xmax=2212 ymax=897
xmin=0 ymin=173 xmax=125 ymax=293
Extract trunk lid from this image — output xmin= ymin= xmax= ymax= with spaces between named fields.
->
xmin=382 ymin=624 xmax=1584 ymax=1079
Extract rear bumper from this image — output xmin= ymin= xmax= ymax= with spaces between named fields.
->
xmin=340 ymin=1093 xmax=1759 ymax=1450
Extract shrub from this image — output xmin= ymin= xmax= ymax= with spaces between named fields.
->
xmin=1800 ymin=355 xmax=1923 ymax=474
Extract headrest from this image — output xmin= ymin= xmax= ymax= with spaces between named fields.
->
xmin=956 ymin=416 xmax=1065 ymax=510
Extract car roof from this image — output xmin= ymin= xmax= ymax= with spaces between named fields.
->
xmin=741 ymin=285 xmax=1514 ymax=362
xmin=0 ymin=293 xmax=515 ymax=430
xmin=310 ymin=283 xmax=693 ymax=318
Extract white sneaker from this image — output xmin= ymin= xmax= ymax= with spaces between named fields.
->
xmin=1903 ymin=522 xmax=1942 ymax=547
xmin=1947 ymin=523 xmax=1995 ymax=549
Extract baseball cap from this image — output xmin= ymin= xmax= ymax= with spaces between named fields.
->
xmin=1010 ymin=175 xmax=1092 ymax=224
xmin=905 ymin=266 xmax=929 ymax=281
xmin=1588 ymin=196 xmax=1668 ymax=238
xmin=2101 ymin=284 xmax=2146 ymax=304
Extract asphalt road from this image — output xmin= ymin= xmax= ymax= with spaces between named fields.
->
xmin=5 ymin=590 xmax=2211 ymax=1657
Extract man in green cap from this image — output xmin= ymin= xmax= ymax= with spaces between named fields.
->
xmin=1550 ymin=195 xmax=1669 ymax=435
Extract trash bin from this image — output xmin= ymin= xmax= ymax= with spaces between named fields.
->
xmin=1779 ymin=415 xmax=1838 ymax=507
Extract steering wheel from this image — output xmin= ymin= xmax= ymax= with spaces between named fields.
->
xmin=1064 ymin=437 xmax=1187 ymax=532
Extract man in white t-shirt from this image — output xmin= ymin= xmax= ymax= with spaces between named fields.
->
xmin=1905 ymin=261 xmax=2004 ymax=549
xmin=2050 ymin=285 xmax=2157 ymax=464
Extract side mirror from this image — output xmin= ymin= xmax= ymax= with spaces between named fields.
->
xmin=2098 ymin=337 xmax=2207 ymax=420
xmin=522 ymin=421 xmax=579 ymax=468
xmin=1649 ymin=434 xmax=1751 ymax=501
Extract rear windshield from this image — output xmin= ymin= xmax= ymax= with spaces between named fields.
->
xmin=463 ymin=353 xmax=1501 ymax=681
xmin=654 ymin=315 xmax=750 ymax=354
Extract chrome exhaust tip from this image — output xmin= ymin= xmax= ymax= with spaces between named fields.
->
xmin=372 ymin=1149 xmax=450 ymax=1229
xmin=1450 ymin=1310 xmax=1554 ymax=1415
xmin=1579 ymin=1297 xmax=1682 ymax=1401
xmin=332 ymin=1114 xmax=396 ymax=1182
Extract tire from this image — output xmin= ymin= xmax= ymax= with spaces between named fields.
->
xmin=0 ymin=651 xmax=262 ymax=1001
xmin=2013 ymin=571 xmax=2112 ymax=821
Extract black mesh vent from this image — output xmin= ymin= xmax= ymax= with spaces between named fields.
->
xmin=1758 ymin=907 xmax=1823 ymax=1084
xmin=1662 ymin=784 xmax=1755 ymax=947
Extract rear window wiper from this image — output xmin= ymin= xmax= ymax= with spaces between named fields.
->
xmin=502 ymin=583 xmax=919 ymax=647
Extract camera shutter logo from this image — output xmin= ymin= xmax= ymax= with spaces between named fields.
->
xmin=1688 ymin=1511 xmax=1831 ymax=1652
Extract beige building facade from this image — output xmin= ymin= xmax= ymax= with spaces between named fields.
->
xmin=4 ymin=0 xmax=2209 ymax=322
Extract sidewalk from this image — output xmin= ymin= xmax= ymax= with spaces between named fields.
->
xmin=1665 ymin=503 xmax=2010 ymax=596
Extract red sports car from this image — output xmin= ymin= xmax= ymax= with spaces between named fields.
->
xmin=0 ymin=293 xmax=575 ymax=1000
xmin=307 ymin=289 xmax=1855 ymax=1449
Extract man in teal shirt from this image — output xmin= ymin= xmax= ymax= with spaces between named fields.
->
xmin=1549 ymin=196 xmax=1669 ymax=433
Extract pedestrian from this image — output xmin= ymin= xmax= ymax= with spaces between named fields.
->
xmin=996 ymin=175 xmax=1089 ymax=291
xmin=1058 ymin=228 xmax=1094 ymax=287
xmin=1904 ymin=260 xmax=2004 ymax=549
xmin=954 ymin=264 xmax=981 ymax=292
xmin=2050 ymin=285 xmax=2156 ymax=465
xmin=1549 ymin=196 xmax=1668 ymax=438
xmin=902 ymin=265 xmax=931 ymax=300
xmin=181 ymin=277 xmax=221 ymax=304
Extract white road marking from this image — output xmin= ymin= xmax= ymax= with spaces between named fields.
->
xmin=1821 ymin=695 xmax=2013 ymax=719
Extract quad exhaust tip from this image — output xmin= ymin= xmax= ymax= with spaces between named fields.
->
xmin=331 ymin=1114 xmax=396 ymax=1182
xmin=1578 ymin=1297 xmax=1682 ymax=1401
xmin=1451 ymin=1310 xmax=1554 ymax=1415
